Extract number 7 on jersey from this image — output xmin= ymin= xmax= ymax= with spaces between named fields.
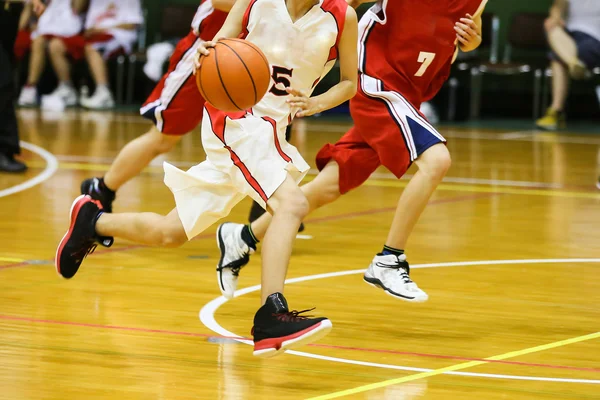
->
xmin=415 ymin=51 xmax=436 ymax=77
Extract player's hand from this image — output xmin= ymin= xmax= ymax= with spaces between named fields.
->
xmin=31 ymin=0 xmax=46 ymax=16
xmin=455 ymin=14 xmax=481 ymax=52
xmin=286 ymin=87 xmax=320 ymax=118
xmin=193 ymin=41 xmax=217 ymax=72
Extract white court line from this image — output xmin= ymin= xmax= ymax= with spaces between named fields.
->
xmin=199 ymin=258 xmax=600 ymax=385
xmin=0 ymin=141 xmax=58 ymax=198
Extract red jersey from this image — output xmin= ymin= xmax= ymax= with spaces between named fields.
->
xmin=192 ymin=0 xmax=228 ymax=40
xmin=359 ymin=0 xmax=487 ymax=107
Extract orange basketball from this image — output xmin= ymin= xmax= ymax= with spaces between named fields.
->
xmin=196 ymin=38 xmax=271 ymax=112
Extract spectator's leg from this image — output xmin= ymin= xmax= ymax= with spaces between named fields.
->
xmin=536 ymin=60 xmax=568 ymax=130
xmin=26 ymin=36 xmax=46 ymax=86
xmin=546 ymin=25 xmax=586 ymax=79
xmin=550 ymin=60 xmax=569 ymax=112
xmin=48 ymin=38 xmax=72 ymax=84
xmin=17 ymin=35 xmax=46 ymax=106
xmin=81 ymin=44 xmax=114 ymax=109
xmin=85 ymin=44 xmax=109 ymax=87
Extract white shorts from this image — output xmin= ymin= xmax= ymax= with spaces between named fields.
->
xmin=164 ymin=105 xmax=310 ymax=239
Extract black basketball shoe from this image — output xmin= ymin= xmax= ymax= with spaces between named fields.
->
xmin=55 ymin=195 xmax=113 ymax=279
xmin=252 ymin=292 xmax=332 ymax=358
xmin=80 ymin=177 xmax=116 ymax=212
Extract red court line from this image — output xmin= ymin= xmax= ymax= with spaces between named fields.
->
xmin=0 ymin=192 xmax=496 ymax=270
xmin=1 ymin=313 xmax=598 ymax=373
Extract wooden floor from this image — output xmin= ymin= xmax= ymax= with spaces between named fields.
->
xmin=1 ymin=109 xmax=600 ymax=399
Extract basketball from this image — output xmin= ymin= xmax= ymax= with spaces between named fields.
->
xmin=196 ymin=38 xmax=271 ymax=112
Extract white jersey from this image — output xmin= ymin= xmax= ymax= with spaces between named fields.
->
xmin=84 ymin=0 xmax=143 ymax=53
xmin=191 ymin=0 xmax=228 ymax=40
xmin=34 ymin=0 xmax=84 ymax=38
xmin=242 ymin=0 xmax=348 ymax=129
xmin=567 ymin=0 xmax=600 ymax=42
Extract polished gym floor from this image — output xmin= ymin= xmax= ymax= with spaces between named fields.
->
xmin=1 ymin=109 xmax=599 ymax=399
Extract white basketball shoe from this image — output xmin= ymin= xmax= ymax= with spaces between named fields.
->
xmin=364 ymin=254 xmax=429 ymax=302
xmin=216 ymin=223 xmax=254 ymax=299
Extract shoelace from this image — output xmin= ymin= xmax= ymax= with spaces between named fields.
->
xmin=230 ymin=265 xmax=242 ymax=277
xmin=395 ymin=266 xmax=414 ymax=284
xmin=71 ymin=239 xmax=97 ymax=263
xmin=273 ymin=308 xmax=315 ymax=322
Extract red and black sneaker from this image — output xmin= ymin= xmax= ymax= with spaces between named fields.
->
xmin=80 ymin=177 xmax=116 ymax=213
xmin=55 ymin=195 xmax=113 ymax=279
xmin=252 ymin=292 xmax=332 ymax=358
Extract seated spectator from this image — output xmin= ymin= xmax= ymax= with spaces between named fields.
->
xmin=536 ymin=0 xmax=600 ymax=130
xmin=79 ymin=0 xmax=143 ymax=109
xmin=17 ymin=0 xmax=85 ymax=107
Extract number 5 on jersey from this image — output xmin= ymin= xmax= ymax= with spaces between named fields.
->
xmin=415 ymin=52 xmax=436 ymax=77
xmin=270 ymin=66 xmax=293 ymax=96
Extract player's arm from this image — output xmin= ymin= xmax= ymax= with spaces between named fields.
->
xmin=455 ymin=12 xmax=483 ymax=52
xmin=288 ymin=7 xmax=358 ymax=118
xmin=212 ymin=0 xmax=237 ymax=12
xmin=194 ymin=0 xmax=251 ymax=61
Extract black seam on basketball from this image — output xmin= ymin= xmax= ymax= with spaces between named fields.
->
xmin=197 ymin=62 xmax=214 ymax=106
xmin=221 ymin=39 xmax=270 ymax=76
xmin=214 ymin=42 xmax=243 ymax=111
xmin=218 ymin=41 xmax=258 ymax=104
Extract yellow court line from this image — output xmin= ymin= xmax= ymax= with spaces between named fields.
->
xmin=0 ymin=257 xmax=27 ymax=263
xmin=25 ymin=160 xmax=600 ymax=199
xmin=307 ymin=331 xmax=600 ymax=400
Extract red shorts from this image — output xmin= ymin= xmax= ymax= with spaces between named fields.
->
xmin=316 ymin=74 xmax=446 ymax=194
xmin=14 ymin=30 xmax=32 ymax=60
xmin=140 ymin=31 xmax=205 ymax=135
xmin=42 ymin=34 xmax=87 ymax=60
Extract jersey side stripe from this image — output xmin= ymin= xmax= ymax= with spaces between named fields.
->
xmin=360 ymin=75 xmax=417 ymax=160
xmin=192 ymin=1 xmax=216 ymax=35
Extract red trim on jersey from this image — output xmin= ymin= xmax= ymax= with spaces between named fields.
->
xmin=262 ymin=117 xmax=292 ymax=163
xmin=205 ymin=106 xmax=268 ymax=202
xmin=227 ymin=147 xmax=268 ymax=202
xmin=320 ymin=0 xmax=348 ymax=62
xmin=240 ymin=0 xmax=259 ymax=39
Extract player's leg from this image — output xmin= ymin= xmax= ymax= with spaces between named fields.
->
xmin=18 ymin=35 xmax=46 ymax=106
xmin=247 ymin=125 xmax=306 ymax=231
xmin=103 ymin=128 xmax=181 ymax=192
xmin=81 ymin=42 xmax=115 ymax=109
xmin=258 ymin=174 xmax=308 ymax=301
xmin=383 ymin=143 xmax=450 ymax=251
xmin=204 ymin=110 xmax=331 ymax=356
xmin=217 ymin=127 xmax=377 ymax=298
xmin=81 ymin=32 xmax=205 ymax=212
xmin=350 ymin=84 xmax=434 ymax=302
xmin=57 ymin=156 xmax=246 ymax=279
xmin=55 ymin=194 xmax=187 ymax=279
xmin=245 ymin=160 xmax=342 ymax=243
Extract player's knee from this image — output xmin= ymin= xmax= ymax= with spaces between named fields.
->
xmin=146 ymin=128 xmax=179 ymax=154
xmin=431 ymin=148 xmax=452 ymax=180
xmin=422 ymin=145 xmax=451 ymax=181
xmin=158 ymin=227 xmax=187 ymax=248
xmin=279 ymin=189 xmax=309 ymax=220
